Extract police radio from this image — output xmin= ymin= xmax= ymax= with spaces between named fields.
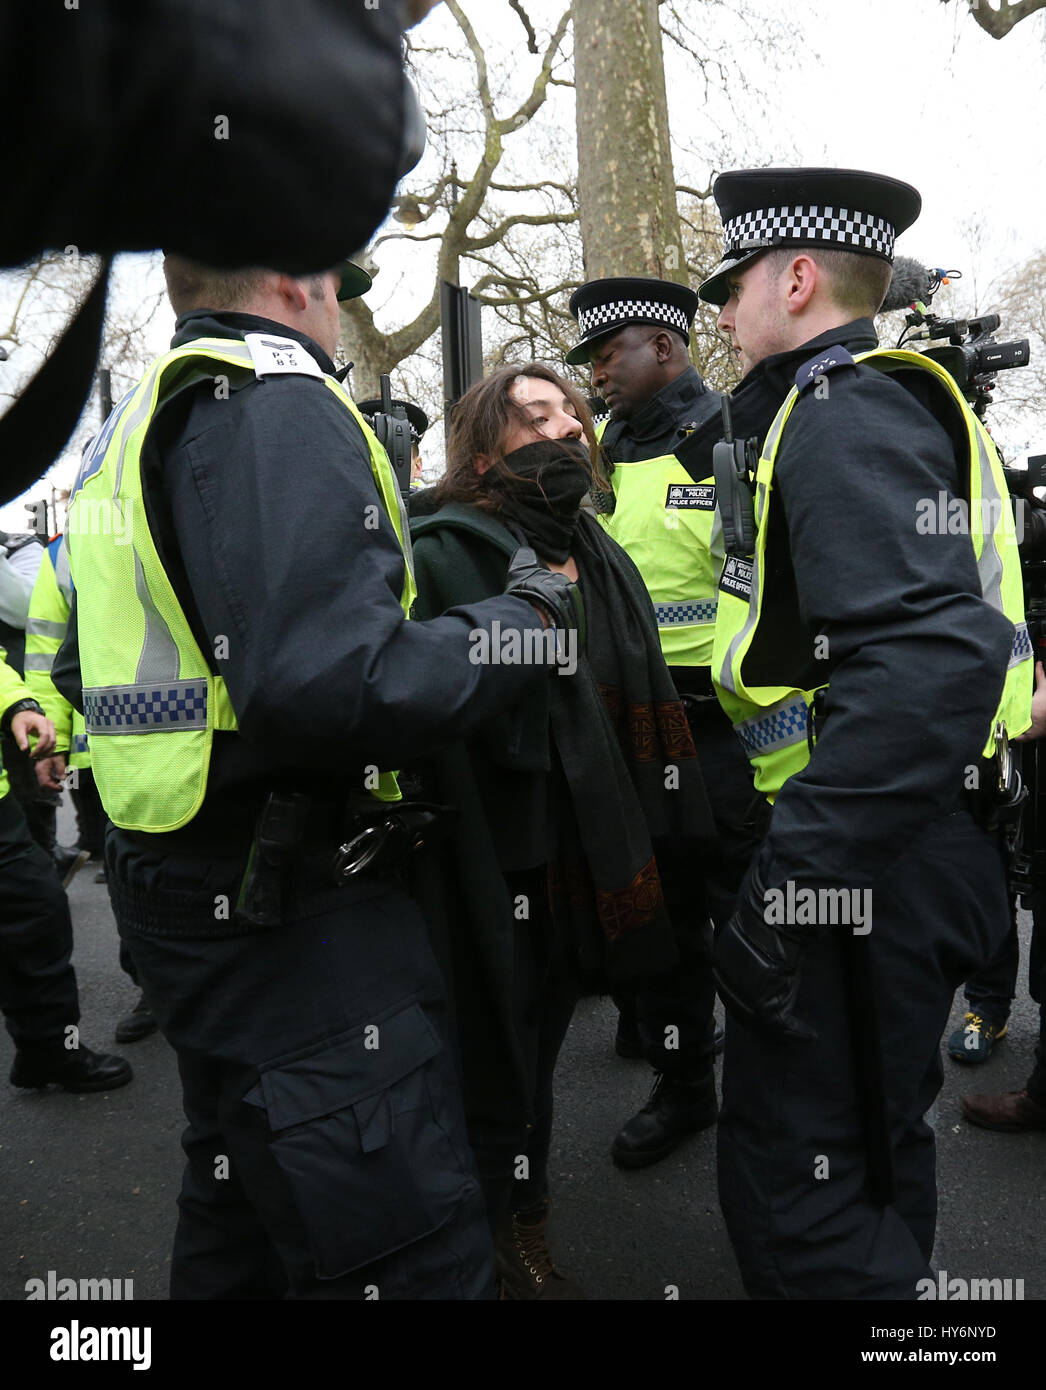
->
xmin=368 ymin=374 xmax=413 ymax=498
xmin=712 ymin=396 xmax=758 ymax=557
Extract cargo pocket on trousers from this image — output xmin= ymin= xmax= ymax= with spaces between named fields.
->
xmin=243 ymin=999 xmax=473 ymax=1279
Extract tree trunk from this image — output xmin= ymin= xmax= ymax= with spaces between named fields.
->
xmin=572 ymin=0 xmax=686 ymax=284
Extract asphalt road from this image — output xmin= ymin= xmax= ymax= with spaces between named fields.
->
xmin=1 ymin=800 xmax=1044 ymax=1316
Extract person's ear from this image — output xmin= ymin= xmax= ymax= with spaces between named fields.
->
xmin=475 ymin=454 xmax=493 ymax=476
xmin=275 ymin=274 xmax=309 ymax=313
xmin=652 ymin=331 xmax=674 ymax=364
xmin=784 ymin=255 xmax=818 ymax=315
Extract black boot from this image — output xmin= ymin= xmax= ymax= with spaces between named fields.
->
xmin=10 ymin=1044 xmax=132 ymax=1093
xmin=611 ymin=1072 xmax=717 ymax=1169
xmin=114 ymin=992 xmax=158 ymax=1044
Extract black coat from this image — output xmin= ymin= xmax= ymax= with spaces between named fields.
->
xmin=719 ymin=320 xmax=1017 ymax=891
xmin=55 ymin=313 xmax=552 ymax=850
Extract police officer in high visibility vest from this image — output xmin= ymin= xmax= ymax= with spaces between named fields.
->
xmin=566 ymin=278 xmax=758 ymax=1168
xmin=26 ymin=533 xmax=157 ymax=1043
xmin=57 ymin=255 xmax=582 ymax=1300
xmin=699 ymin=167 xmax=1031 ymax=1298
xmin=0 ymin=647 xmax=132 ymax=1092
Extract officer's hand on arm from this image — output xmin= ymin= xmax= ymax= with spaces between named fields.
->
xmin=503 ymin=547 xmax=586 ymax=655
xmin=713 ymin=849 xmax=818 ymax=1041
xmin=35 ymin=752 xmax=67 ymax=791
xmin=1016 ymin=661 xmax=1046 ymax=742
xmin=8 ymin=705 xmax=56 ymax=758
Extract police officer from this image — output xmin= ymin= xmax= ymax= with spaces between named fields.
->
xmin=0 ymin=648 xmax=131 ymax=1092
xmin=57 ymin=255 xmax=582 ymax=1300
xmin=566 ymin=278 xmax=756 ymax=1166
xmin=700 ymin=168 xmax=1030 ymax=1298
xmin=27 ymin=533 xmax=154 ymax=1041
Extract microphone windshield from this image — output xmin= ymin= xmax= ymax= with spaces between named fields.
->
xmin=881 ymin=256 xmax=934 ymax=313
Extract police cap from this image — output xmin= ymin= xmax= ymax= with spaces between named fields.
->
xmin=698 ymin=167 xmax=921 ymax=306
xmin=566 ymin=276 xmax=698 ymax=366
xmin=333 ymin=260 xmax=372 ymax=301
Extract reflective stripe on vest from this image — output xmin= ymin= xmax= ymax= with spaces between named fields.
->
xmin=68 ymin=338 xmax=413 ymax=831
xmin=713 ymin=347 xmax=1032 ymax=801
xmin=597 ymin=419 xmax=721 ymax=667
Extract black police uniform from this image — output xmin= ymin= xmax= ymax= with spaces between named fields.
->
xmin=701 ymin=168 xmax=1018 ymax=1297
xmin=598 ymin=368 xmax=759 ymax=1080
xmin=567 ymin=279 xmax=759 ymax=1132
xmin=55 ymin=310 xmax=559 ymax=1300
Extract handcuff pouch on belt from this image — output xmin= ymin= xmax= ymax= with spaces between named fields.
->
xmin=233 ymin=791 xmax=456 ymax=923
xmin=984 ymin=721 xmax=1027 ymax=835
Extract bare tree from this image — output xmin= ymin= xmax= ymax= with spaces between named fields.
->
xmin=338 ymin=0 xmax=793 ymax=444
xmin=0 ymin=251 xmax=167 ymax=504
xmin=572 ymin=0 xmax=686 ymax=284
xmin=339 ymin=0 xmax=576 ymax=402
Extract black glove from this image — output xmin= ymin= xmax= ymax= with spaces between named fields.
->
xmin=504 ymin=547 xmax=586 ymax=661
xmin=713 ymin=854 xmax=818 ymax=1042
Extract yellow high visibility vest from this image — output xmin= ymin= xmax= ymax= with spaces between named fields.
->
xmin=68 ymin=336 xmax=414 ymax=832
xmin=23 ymin=535 xmax=90 ymax=770
xmin=713 ymin=348 xmax=1032 ymax=800
xmin=596 ymin=419 xmax=721 ymax=666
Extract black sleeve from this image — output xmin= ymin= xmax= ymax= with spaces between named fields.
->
xmin=764 ymin=366 xmax=1015 ymax=889
xmin=163 ymin=375 xmax=551 ymax=769
xmin=52 ymin=590 xmax=84 ymax=715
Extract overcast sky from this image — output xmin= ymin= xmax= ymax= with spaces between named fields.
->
xmin=2 ymin=0 xmax=1044 ymax=531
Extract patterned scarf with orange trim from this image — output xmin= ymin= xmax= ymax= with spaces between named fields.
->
xmin=544 ymin=512 xmax=715 ymax=985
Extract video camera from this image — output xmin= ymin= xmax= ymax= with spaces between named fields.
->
xmin=883 ymin=258 xmax=1030 ymax=419
xmin=903 ymin=310 xmax=1030 ymax=420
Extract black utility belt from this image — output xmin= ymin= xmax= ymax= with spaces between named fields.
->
xmin=670 ymin=667 xmax=716 ymax=704
xmin=233 ymin=792 xmax=454 ymax=929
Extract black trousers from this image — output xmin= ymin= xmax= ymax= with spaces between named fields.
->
xmin=962 ymin=898 xmax=1020 ymax=1020
xmin=1025 ymin=885 xmax=1046 ymax=1106
xmin=621 ymin=700 xmax=759 ymax=1080
xmin=70 ymin=767 xmax=108 ymax=858
xmin=718 ymin=810 xmax=1009 ymax=1299
xmin=108 ymin=828 xmax=494 ymax=1301
xmin=464 ymin=867 xmax=580 ymax=1234
xmin=0 ymin=790 xmax=79 ymax=1049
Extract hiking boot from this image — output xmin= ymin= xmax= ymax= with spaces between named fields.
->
xmin=962 ymin=1089 xmax=1046 ymax=1133
xmin=495 ymin=1199 xmax=587 ymax=1300
xmin=611 ymin=1072 xmax=717 ymax=1169
xmin=947 ymin=1011 xmax=1007 ymax=1064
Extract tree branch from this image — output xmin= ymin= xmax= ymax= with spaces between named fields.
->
xmin=676 ymin=182 xmax=714 ymax=200
xmin=957 ymin=0 xmax=1046 ymax=38
xmin=498 ymin=8 xmax=571 ymax=136
xmin=508 ymin=0 xmax=539 ymax=53
xmin=466 ymin=210 xmax=579 ymax=252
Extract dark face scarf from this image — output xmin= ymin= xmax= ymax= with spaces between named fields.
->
xmin=483 ymin=438 xmax=591 ymax=562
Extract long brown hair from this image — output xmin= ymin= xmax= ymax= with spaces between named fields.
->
xmin=435 ymin=363 xmax=606 ymax=512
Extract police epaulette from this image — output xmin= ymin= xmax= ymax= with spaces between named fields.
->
xmin=795 ymin=345 xmax=856 ymax=394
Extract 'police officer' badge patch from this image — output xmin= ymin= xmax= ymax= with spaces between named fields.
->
xmin=720 ymin=555 xmax=753 ymax=600
xmin=666 ymin=483 xmax=716 ymax=510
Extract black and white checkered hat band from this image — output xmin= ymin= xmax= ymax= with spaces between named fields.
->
xmin=577 ymin=298 xmax=691 ymax=339
xmin=722 ymin=206 xmax=895 ymax=259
